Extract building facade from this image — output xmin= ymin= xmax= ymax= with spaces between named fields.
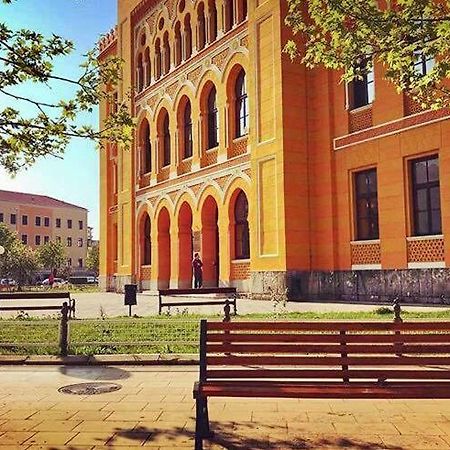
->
xmin=99 ymin=0 xmax=450 ymax=303
xmin=0 ymin=190 xmax=88 ymax=269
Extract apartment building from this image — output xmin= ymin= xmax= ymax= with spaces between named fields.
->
xmin=0 ymin=190 xmax=88 ymax=268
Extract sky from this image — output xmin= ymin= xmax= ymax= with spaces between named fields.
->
xmin=0 ymin=0 xmax=117 ymax=239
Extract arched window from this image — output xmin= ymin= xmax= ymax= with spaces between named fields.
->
xmin=234 ymin=191 xmax=250 ymax=259
xmin=142 ymin=215 xmax=151 ymax=265
xmin=207 ymin=87 xmax=219 ymax=149
xmin=237 ymin=0 xmax=247 ymax=23
xmin=174 ymin=22 xmax=182 ymax=66
xmin=235 ymin=70 xmax=248 ymax=137
xmin=155 ymin=39 xmax=162 ymax=79
xmin=184 ymin=101 xmax=193 ymax=158
xmin=163 ymin=32 xmax=171 ymax=75
xmin=144 ymin=47 xmax=151 ymax=87
xmin=136 ymin=53 xmax=143 ymax=92
xmin=163 ymin=113 xmax=171 ymax=166
xmin=184 ymin=15 xmax=192 ymax=60
xmin=208 ymin=0 xmax=217 ymax=43
xmin=197 ymin=3 xmax=206 ymax=51
xmin=224 ymin=0 xmax=234 ymax=32
xmin=140 ymin=119 xmax=151 ymax=173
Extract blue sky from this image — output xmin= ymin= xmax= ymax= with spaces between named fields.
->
xmin=0 ymin=0 xmax=117 ymax=239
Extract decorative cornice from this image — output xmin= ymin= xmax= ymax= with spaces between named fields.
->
xmin=99 ymin=27 xmax=117 ymax=54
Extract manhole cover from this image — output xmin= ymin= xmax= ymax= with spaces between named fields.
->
xmin=58 ymin=382 xmax=122 ymax=395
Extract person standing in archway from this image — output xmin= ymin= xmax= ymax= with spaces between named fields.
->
xmin=192 ymin=253 xmax=203 ymax=289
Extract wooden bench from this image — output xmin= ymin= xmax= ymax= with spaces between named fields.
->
xmin=0 ymin=291 xmax=76 ymax=318
xmin=158 ymin=287 xmax=237 ymax=316
xmin=193 ymin=318 xmax=450 ymax=449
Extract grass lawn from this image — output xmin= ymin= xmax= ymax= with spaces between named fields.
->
xmin=0 ymin=307 xmax=448 ymax=356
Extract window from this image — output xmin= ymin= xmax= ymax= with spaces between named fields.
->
xmin=44 ymin=217 xmax=50 ymax=227
xmin=184 ymin=101 xmax=193 ymax=158
xmin=355 ymin=169 xmax=379 ymax=240
xmin=143 ymin=215 xmax=151 ymax=265
xmin=77 ymin=238 xmax=83 ymax=247
xmin=163 ymin=113 xmax=171 ymax=166
xmin=67 ymin=258 xmax=72 ymax=266
xmin=184 ymin=15 xmax=192 ymax=59
xmin=78 ymin=258 xmax=83 ymax=268
xmin=208 ymin=0 xmax=217 ymax=42
xmin=35 ymin=235 xmax=41 ymax=246
xmin=411 ymin=155 xmax=441 ymax=236
xmin=0 ymin=213 xmax=3 ymax=222
xmin=235 ymin=70 xmax=248 ymax=138
xmin=207 ymin=87 xmax=219 ymax=149
xmin=22 ymin=215 xmax=28 ymax=226
xmin=174 ymin=22 xmax=182 ymax=66
xmin=414 ymin=52 xmax=435 ymax=76
xmin=21 ymin=235 xmax=27 ymax=245
xmin=56 ymin=218 xmax=61 ymax=228
xmin=224 ymin=0 xmax=234 ymax=32
xmin=348 ymin=63 xmax=375 ymax=110
xmin=234 ymin=191 xmax=250 ymax=259
xmin=67 ymin=237 xmax=72 ymax=247
xmin=197 ymin=3 xmax=206 ymax=51
xmin=141 ymin=120 xmax=151 ymax=174
xmin=79 ymin=220 xmax=83 ymax=230
xmin=35 ymin=216 xmax=41 ymax=226
xmin=163 ymin=33 xmax=171 ymax=75
xmin=136 ymin=53 xmax=143 ymax=92
xmin=44 ymin=236 xmax=50 ymax=244
xmin=155 ymin=39 xmax=162 ymax=80
xmin=10 ymin=214 xmax=16 ymax=225
xmin=144 ymin=47 xmax=151 ymax=87
xmin=67 ymin=219 xmax=72 ymax=229
xmin=56 ymin=236 xmax=61 ymax=243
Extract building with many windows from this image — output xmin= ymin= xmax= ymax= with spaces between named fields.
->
xmin=99 ymin=0 xmax=450 ymax=302
xmin=0 ymin=190 xmax=88 ymax=269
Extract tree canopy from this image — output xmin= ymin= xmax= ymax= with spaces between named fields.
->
xmin=37 ymin=240 xmax=66 ymax=271
xmin=86 ymin=245 xmax=99 ymax=275
xmin=285 ymin=0 xmax=450 ymax=109
xmin=0 ymin=0 xmax=134 ymax=174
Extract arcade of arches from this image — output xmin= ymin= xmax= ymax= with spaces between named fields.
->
xmin=137 ymin=187 xmax=250 ymax=290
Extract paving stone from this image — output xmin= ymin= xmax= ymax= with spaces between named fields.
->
xmin=0 ymin=431 xmax=36 ymax=445
xmin=66 ymin=431 xmax=114 ymax=446
xmin=25 ymin=431 xmax=78 ymax=445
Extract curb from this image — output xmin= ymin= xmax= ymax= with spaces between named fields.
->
xmin=0 ymin=354 xmax=199 ymax=366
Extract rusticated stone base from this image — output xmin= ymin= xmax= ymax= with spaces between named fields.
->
xmin=288 ymin=269 xmax=450 ymax=305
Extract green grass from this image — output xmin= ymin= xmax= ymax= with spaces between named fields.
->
xmin=0 ymin=307 xmax=448 ymax=356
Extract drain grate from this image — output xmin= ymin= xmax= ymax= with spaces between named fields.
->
xmin=58 ymin=382 xmax=122 ymax=395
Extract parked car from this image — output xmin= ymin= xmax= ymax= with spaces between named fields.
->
xmin=0 ymin=278 xmax=16 ymax=286
xmin=41 ymin=278 xmax=67 ymax=287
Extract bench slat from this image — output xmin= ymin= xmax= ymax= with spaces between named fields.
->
xmin=159 ymin=288 xmax=236 ymax=296
xmin=161 ymin=300 xmax=235 ymax=307
xmin=196 ymin=381 xmax=450 ymax=399
xmin=205 ymin=368 xmax=450 ymax=380
xmin=0 ymin=292 xmax=71 ymax=300
xmin=207 ymin=321 xmax=450 ymax=332
xmin=206 ymin=343 xmax=450 ymax=354
xmin=206 ymin=332 xmax=450 ymax=344
xmin=206 ymin=355 xmax=450 ymax=366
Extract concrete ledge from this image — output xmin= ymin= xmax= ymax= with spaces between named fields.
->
xmin=0 ymin=353 xmax=199 ymax=366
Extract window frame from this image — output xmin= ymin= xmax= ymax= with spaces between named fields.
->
xmin=347 ymin=62 xmax=375 ymax=111
xmin=183 ymin=101 xmax=193 ymax=159
xmin=207 ymin=87 xmax=219 ymax=149
xmin=354 ymin=168 xmax=379 ymax=241
xmin=411 ymin=155 xmax=442 ymax=237
xmin=234 ymin=191 xmax=250 ymax=260
xmin=235 ymin=70 xmax=248 ymax=138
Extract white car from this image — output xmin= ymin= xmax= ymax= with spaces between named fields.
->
xmin=41 ymin=278 xmax=67 ymax=287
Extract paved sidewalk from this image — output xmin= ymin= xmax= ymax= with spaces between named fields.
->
xmin=0 ymin=366 xmax=447 ymax=449
xmin=0 ymin=292 xmax=448 ymax=318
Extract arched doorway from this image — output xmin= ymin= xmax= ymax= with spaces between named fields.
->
xmin=201 ymin=195 xmax=219 ymax=286
xmin=140 ymin=213 xmax=151 ymax=266
xmin=157 ymin=207 xmax=171 ymax=289
xmin=178 ymin=202 xmax=193 ymax=288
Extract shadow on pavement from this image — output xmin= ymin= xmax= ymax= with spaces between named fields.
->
xmin=58 ymin=365 xmax=130 ymax=380
xmin=80 ymin=421 xmax=406 ymax=450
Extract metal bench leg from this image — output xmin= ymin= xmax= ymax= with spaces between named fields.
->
xmin=195 ymin=396 xmax=212 ymax=449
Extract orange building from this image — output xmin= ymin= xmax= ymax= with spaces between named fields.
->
xmin=0 ymin=190 xmax=88 ymax=269
xmin=99 ymin=0 xmax=450 ymax=303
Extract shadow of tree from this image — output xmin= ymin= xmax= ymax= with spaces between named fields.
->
xmin=58 ymin=365 xmax=130 ymax=380
xmin=94 ymin=421 xmax=406 ymax=450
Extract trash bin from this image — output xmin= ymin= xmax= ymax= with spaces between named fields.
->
xmin=124 ymin=284 xmax=137 ymax=306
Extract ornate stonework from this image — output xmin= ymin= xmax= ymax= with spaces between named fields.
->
xmin=187 ymin=66 xmax=203 ymax=85
xmin=212 ymin=49 xmax=230 ymax=70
